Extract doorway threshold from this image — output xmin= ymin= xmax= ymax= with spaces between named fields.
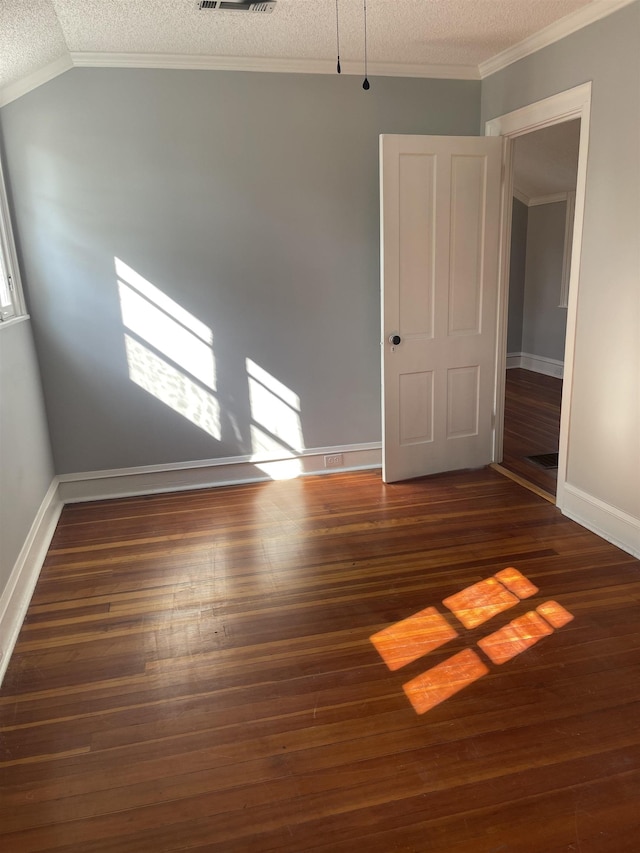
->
xmin=490 ymin=463 xmax=555 ymax=504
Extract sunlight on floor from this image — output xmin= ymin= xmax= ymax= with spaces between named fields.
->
xmin=371 ymin=567 xmax=574 ymax=716
xmin=403 ymin=648 xmax=489 ymax=715
xmin=443 ymin=577 xmax=520 ymax=629
xmin=370 ymin=606 xmax=459 ymax=671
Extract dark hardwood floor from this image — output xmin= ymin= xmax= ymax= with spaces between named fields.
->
xmin=1 ymin=468 xmax=639 ymax=852
xmin=502 ymin=368 xmax=563 ymax=497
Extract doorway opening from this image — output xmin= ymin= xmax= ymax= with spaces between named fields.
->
xmin=502 ymin=120 xmax=580 ymax=498
xmin=486 ymin=83 xmax=592 ymax=510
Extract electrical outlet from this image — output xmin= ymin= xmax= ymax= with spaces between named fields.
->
xmin=324 ymin=453 xmax=343 ymax=468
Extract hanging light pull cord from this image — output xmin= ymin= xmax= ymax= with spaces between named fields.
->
xmin=335 ymin=0 xmax=341 ymax=73
xmin=362 ymin=0 xmax=370 ymax=90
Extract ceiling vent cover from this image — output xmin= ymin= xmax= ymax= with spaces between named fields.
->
xmin=199 ymin=1 xmax=276 ymax=11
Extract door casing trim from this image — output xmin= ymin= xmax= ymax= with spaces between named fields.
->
xmin=485 ymin=81 xmax=592 ymax=510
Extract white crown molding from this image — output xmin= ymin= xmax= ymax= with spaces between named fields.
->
xmin=0 ymin=50 xmax=475 ymax=106
xmin=1 ymin=0 xmax=631 ymax=107
xmin=528 ymin=192 xmax=570 ymax=207
xmin=69 ymin=51 xmax=479 ymax=80
xmin=365 ymin=60 xmax=479 ymax=81
xmin=0 ymin=54 xmax=73 ymax=108
xmin=512 ymin=187 xmax=530 ymax=206
xmin=479 ymin=0 xmax=637 ymax=79
xmin=512 ymin=189 xmax=572 ymax=208
xmin=70 ymin=51 xmax=335 ymax=74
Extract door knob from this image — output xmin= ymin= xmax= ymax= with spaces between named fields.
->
xmin=389 ymin=333 xmax=401 ymax=346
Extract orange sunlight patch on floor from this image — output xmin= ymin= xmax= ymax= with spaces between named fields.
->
xmin=402 ymin=648 xmax=489 ymax=714
xmin=443 ymin=577 xmax=519 ymax=629
xmin=370 ymin=606 xmax=458 ymax=671
xmin=494 ymin=566 xmax=538 ymax=599
xmin=371 ymin=567 xmax=575 ymax=716
xmin=537 ymin=600 xmax=574 ymax=628
xmin=477 ymin=610 xmax=554 ymax=665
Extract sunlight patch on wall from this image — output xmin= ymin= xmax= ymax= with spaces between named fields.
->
xmin=125 ymin=335 xmax=221 ymax=439
xmin=116 ymin=257 xmax=220 ymax=440
xmin=246 ymin=358 xmax=304 ymax=480
xmin=116 ymin=258 xmax=212 ymax=345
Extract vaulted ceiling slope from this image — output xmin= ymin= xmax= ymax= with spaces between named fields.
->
xmin=0 ymin=0 xmax=635 ymax=105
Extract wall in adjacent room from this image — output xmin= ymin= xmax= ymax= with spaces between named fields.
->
xmin=521 ymin=201 xmax=567 ymax=363
xmin=0 ymin=68 xmax=479 ymax=475
xmin=507 ymin=197 xmax=528 ymax=354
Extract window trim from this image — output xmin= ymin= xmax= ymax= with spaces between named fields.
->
xmin=0 ymin=153 xmax=26 ymax=323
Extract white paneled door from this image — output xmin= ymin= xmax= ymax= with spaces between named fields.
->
xmin=380 ymin=135 xmax=502 ymax=483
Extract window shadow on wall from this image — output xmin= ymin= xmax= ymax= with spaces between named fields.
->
xmin=116 ymin=257 xmax=305 ymax=480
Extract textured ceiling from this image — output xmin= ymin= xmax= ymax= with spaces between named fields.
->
xmin=50 ymin=0 xmax=591 ymax=60
xmin=1 ymin=1 xmax=69 ymax=88
xmin=0 ymin=0 xmax=608 ymax=95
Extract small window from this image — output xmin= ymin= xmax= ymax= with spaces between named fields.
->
xmin=0 ymin=155 xmax=26 ymax=322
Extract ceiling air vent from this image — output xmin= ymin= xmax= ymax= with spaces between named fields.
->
xmin=199 ymin=1 xmax=276 ymax=11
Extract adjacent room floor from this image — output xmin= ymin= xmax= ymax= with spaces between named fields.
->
xmin=1 ymin=468 xmax=639 ymax=852
xmin=502 ymin=367 xmax=563 ymax=497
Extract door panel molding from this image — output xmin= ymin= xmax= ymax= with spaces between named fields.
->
xmin=381 ymin=134 xmax=501 ymax=483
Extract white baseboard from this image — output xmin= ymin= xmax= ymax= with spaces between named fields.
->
xmin=3 ymin=449 xmax=638 ymax=687
xmin=0 ymin=480 xmax=63 ymax=685
xmin=58 ymin=443 xmax=383 ymax=503
xmin=506 ymin=352 xmax=564 ymax=378
xmin=0 ymin=446 xmax=380 ymax=681
xmin=561 ymin=483 xmax=640 ymax=559
xmin=506 ymin=353 xmax=523 ymax=369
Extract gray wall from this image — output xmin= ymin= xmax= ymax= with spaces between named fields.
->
xmin=521 ymin=201 xmax=567 ymax=362
xmin=2 ymin=0 xmax=638 ymax=560
xmin=483 ymin=0 xmax=640 ymax=519
xmin=0 ymin=69 xmax=479 ymax=475
xmin=507 ymin=197 xmax=527 ymax=353
xmin=0 ymin=320 xmax=55 ymax=589
xmin=508 ymin=197 xmax=568 ymax=363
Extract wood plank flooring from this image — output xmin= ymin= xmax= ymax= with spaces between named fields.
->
xmin=1 ymin=468 xmax=639 ymax=852
xmin=502 ymin=368 xmax=563 ymax=497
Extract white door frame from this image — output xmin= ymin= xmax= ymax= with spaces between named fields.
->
xmin=485 ymin=82 xmax=592 ymax=510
